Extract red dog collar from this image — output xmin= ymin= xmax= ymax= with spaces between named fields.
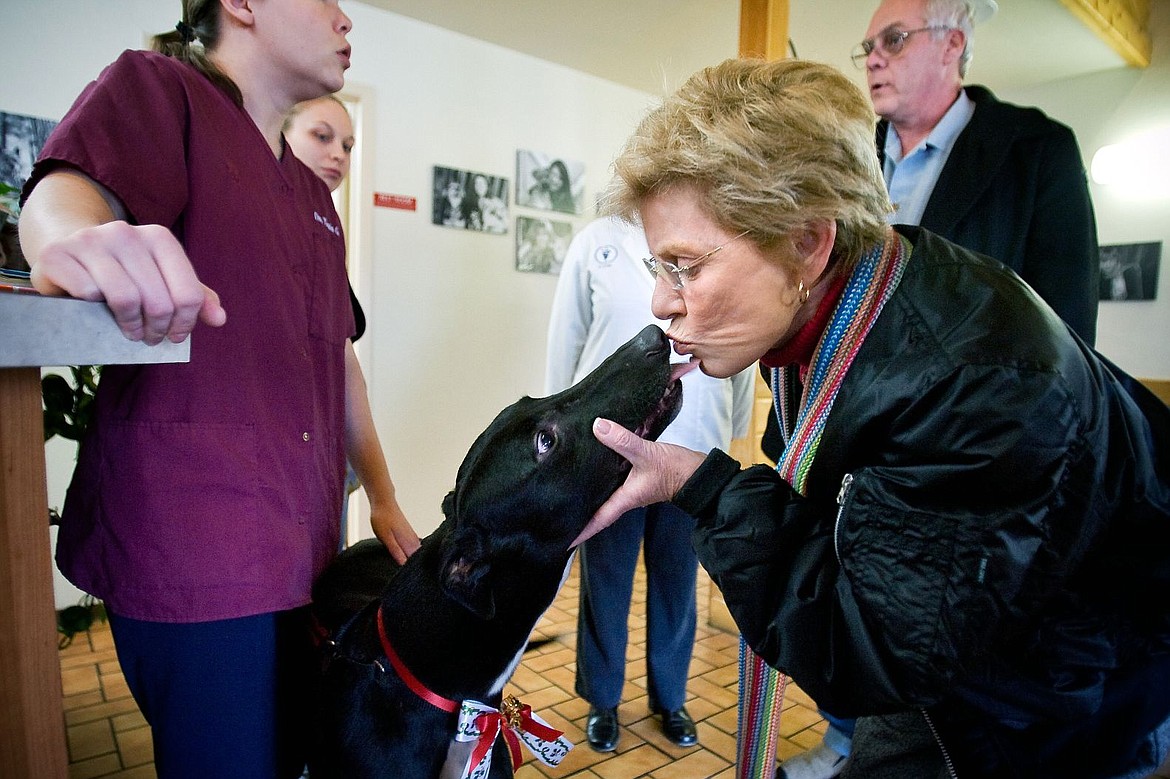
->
xmin=376 ymin=607 xmax=460 ymax=713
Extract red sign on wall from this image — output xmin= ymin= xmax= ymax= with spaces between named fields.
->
xmin=373 ymin=193 xmax=417 ymax=211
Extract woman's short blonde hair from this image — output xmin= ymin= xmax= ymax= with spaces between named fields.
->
xmin=604 ymin=58 xmax=892 ymax=268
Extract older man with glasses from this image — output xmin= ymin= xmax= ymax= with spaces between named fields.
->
xmin=863 ymin=0 xmax=1099 ymax=344
xmin=774 ymin=1 xmax=1101 ymax=777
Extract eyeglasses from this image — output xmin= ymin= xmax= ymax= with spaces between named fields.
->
xmin=643 ymin=230 xmax=751 ymax=290
xmin=851 ymin=26 xmax=951 ymax=68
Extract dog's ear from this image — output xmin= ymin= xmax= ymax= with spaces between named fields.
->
xmin=441 ymin=489 xmax=456 ymax=519
xmin=441 ymin=555 xmax=496 ymax=620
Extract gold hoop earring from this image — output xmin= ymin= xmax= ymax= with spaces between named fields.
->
xmin=798 ymin=279 xmax=810 ymax=305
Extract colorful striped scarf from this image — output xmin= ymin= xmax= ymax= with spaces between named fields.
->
xmin=736 ymin=233 xmax=909 ymax=779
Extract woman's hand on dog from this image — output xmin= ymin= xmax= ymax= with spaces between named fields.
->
xmin=573 ymin=417 xmax=706 ymax=546
xmin=372 ymin=501 xmax=421 ymax=565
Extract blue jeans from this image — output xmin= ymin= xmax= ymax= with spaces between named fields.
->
xmin=822 ymin=711 xmax=856 ymax=757
xmin=108 ymin=608 xmax=314 ymax=778
xmin=575 ymin=502 xmax=698 ymax=711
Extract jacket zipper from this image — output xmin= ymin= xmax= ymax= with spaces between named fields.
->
xmin=921 ymin=708 xmax=959 ymax=778
xmin=836 ymin=475 xmax=958 ymax=777
xmin=833 ymin=472 xmax=854 ymax=565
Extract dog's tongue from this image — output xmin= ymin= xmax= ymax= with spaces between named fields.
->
xmin=670 ymin=360 xmax=700 ymax=382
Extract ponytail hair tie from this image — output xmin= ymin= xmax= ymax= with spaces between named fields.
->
xmin=175 ymin=20 xmax=196 ymax=44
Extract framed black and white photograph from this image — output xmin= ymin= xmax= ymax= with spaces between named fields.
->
xmin=1 ymin=110 xmax=56 ymax=193
xmin=514 ymin=150 xmax=584 ymax=216
xmin=515 ymin=215 xmax=573 ymax=275
xmin=1098 ymin=241 xmax=1161 ymax=301
xmin=431 ymin=165 xmax=509 ymax=234
xmin=1 ymin=110 xmax=58 ymax=272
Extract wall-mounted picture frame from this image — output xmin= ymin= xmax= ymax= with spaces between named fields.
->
xmin=1 ymin=109 xmax=59 ymax=272
xmin=515 ymin=215 xmax=573 ymax=275
xmin=1098 ymin=241 xmax=1161 ymax=301
xmin=1 ymin=110 xmax=56 ymax=190
xmin=515 ymin=150 xmax=584 ymax=216
xmin=431 ymin=165 xmax=509 ymax=234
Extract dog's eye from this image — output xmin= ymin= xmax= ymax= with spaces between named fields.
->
xmin=534 ymin=429 xmax=556 ymax=458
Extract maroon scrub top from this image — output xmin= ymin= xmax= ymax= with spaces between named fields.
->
xmin=27 ymin=50 xmax=354 ymax=622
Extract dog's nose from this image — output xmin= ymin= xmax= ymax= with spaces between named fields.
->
xmin=633 ymin=324 xmax=668 ymax=355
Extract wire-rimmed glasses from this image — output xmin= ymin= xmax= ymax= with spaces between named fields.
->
xmin=850 ymin=25 xmax=951 ymax=68
xmin=643 ymin=230 xmax=751 ymax=290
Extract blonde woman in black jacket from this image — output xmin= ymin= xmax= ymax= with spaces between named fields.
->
xmin=575 ymin=57 xmax=1170 ymax=779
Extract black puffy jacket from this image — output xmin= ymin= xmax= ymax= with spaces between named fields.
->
xmin=679 ymin=227 xmax=1170 ymax=776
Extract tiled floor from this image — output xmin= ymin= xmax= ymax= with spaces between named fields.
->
xmin=60 ymin=556 xmax=1170 ymax=779
xmin=59 ymin=557 xmax=824 ymax=779
xmin=59 ymin=613 xmax=155 ymax=779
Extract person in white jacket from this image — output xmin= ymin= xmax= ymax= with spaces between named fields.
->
xmin=545 ymin=216 xmax=756 ymax=753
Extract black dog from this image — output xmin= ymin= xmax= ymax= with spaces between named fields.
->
xmin=308 ymin=325 xmax=687 ymax=778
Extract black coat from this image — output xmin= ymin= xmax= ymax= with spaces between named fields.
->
xmin=683 ymin=228 xmax=1170 ymax=777
xmin=877 ymin=85 xmax=1099 ymax=344
xmin=760 ymin=87 xmax=1103 ymax=466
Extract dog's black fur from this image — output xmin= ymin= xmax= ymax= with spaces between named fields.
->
xmin=308 ymin=325 xmax=685 ymax=778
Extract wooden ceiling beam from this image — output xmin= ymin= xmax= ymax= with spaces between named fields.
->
xmin=1061 ymin=0 xmax=1152 ymax=68
xmin=739 ymin=0 xmax=790 ymax=60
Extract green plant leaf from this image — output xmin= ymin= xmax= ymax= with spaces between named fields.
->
xmin=41 ymin=366 xmax=101 ymax=445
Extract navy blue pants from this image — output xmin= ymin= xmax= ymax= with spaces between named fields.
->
xmin=575 ymin=502 xmax=698 ymax=711
xmin=108 ymin=607 xmax=315 ymax=779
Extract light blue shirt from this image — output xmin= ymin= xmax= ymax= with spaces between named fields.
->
xmin=883 ymin=88 xmax=976 ymax=226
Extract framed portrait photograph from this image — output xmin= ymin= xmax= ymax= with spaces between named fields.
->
xmin=431 ymin=165 xmax=509 ymax=234
xmin=1098 ymin=241 xmax=1161 ymax=301
xmin=515 ymin=215 xmax=573 ymax=275
xmin=514 ymin=150 xmax=584 ymax=216
xmin=1 ymin=110 xmax=56 ymax=191
xmin=2 ymin=110 xmax=59 ymax=272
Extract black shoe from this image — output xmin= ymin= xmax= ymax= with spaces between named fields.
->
xmin=652 ymin=703 xmax=698 ymax=747
xmin=585 ymin=706 xmax=619 ymax=752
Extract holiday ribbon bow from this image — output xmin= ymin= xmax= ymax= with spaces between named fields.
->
xmin=454 ymin=695 xmax=573 ymax=778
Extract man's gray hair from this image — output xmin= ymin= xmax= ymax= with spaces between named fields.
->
xmin=925 ymin=0 xmax=981 ymax=77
